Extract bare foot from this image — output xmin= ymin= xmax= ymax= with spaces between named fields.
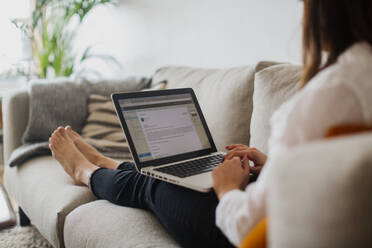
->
xmin=65 ymin=126 xmax=120 ymax=170
xmin=49 ymin=127 xmax=99 ymax=186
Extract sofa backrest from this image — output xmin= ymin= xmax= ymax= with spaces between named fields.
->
xmin=152 ymin=62 xmax=279 ymax=151
xmin=4 ymin=61 xmax=299 ymax=164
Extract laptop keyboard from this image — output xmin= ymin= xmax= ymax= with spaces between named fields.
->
xmin=154 ymin=154 xmax=224 ymax=178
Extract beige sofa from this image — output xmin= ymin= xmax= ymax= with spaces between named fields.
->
xmin=4 ymin=63 xmax=372 ymax=248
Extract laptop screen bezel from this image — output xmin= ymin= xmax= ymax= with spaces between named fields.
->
xmin=111 ymin=88 xmax=218 ymax=169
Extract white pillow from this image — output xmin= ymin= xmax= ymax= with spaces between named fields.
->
xmin=249 ymin=64 xmax=302 ymax=153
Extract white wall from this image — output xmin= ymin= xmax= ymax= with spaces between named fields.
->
xmin=76 ymin=0 xmax=304 ymax=77
xmin=0 ymin=0 xmax=30 ymax=73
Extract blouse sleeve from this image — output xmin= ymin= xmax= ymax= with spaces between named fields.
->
xmin=215 ymin=165 xmax=270 ymax=246
xmin=215 ymin=83 xmax=365 ymax=247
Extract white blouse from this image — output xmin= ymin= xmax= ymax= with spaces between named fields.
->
xmin=215 ymin=42 xmax=372 ymax=247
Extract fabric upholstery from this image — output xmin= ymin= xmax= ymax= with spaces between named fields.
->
xmin=81 ymin=94 xmax=131 ymax=159
xmin=2 ymin=89 xmax=29 ymax=164
xmin=80 ymin=80 xmax=167 ymax=159
xmin=268 ymin=133 xmax=372 ymax=248
xmin=326 ymin=124 xmax=372 ymax=138
xmin=23 ymin=77 xmax=146 ymax=143
xmin=23 ymin=78 xmax=87 ymax=143
xmin=240 ymin=218 xmax=267 ymax=248
xmin=249 ymin=64 xmax=302 ymax=153
xmin=4 ymin=156 xmax=97 ymax=248
xmin=64 ymin=200 xmax=180 ymax=248
xmin=152 ymin=63 xmax=276 ymax=151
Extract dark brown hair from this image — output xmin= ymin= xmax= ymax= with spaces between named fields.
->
xmin=301 ymin=0 xmax=372 ymax=87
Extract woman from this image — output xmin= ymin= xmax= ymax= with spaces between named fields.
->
xmin=49 ymin=1 xmax=372 ymax=247
xmin=212 ymin=0 xmax=372 ymax=245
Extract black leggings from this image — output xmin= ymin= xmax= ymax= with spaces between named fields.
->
xmin=90 ymin=162 xmax=234 ymax=248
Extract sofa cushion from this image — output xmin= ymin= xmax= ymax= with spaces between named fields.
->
xmin=152 ymin=63 xmax=277 ymax=151
xmin=249 ymin=64 xmax=302 ymax=153
xmin=268 ymin=133 xmax=372 ymax=248
xmin=80 ymin=80 xmax=167 ymax=160
xmin=81 ymin=94 xmax=131 ymax=159
xmin=64 ymin=200 xmax=180 ymax=248
xmin=4 ymin=156 xmax=96 ymax=248
xmin=23 ymin=77 xmax=146 ymax=143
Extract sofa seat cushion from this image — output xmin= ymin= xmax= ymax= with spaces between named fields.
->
xmin=64 ymin=200 xmax=180 ymax=248
xmin=268 ymin=133 xmax=372 ymax=248
xmin=4 ymin=156 xmax=97 ymax=248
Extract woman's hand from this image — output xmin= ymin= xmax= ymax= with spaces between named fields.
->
xmin=212 ymin=156 xmax=250 ymax=200
xmin=224 ymin=144 xmax=267 ymax=176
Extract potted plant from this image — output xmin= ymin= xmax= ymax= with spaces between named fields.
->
xmin=12 ymin=0 xmax=119 ymax=79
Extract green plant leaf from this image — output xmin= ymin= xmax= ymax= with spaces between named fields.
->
xmin=15 ymin=0 xmax=119 ymax=78
xmin=80 ymin=46 xmax=93 ymax=62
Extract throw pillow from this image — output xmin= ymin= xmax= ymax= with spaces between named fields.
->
xmin=240 ymin=218 xmax=267 ymax=248
xmin=81 ymin=81 xmax=167 ymax=159
xmin=23 ymin=77 xmax=147 ymax=143
xmin=249 ymin=64 xmax=302 ymax=154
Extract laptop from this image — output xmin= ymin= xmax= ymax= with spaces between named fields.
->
xmin=111 ymin=88 xmax=225 ymax=192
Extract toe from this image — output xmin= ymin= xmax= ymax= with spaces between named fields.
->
xmin=52 ymin=133 xmax=60 ymax=142
xmin=50 ymin=136 xmax=57 ymax=145
xmin=60 ymin=127 xmax=68 ymax=139
xmin=56 ymin=126 xmax=64 ymax=134
xmin=52 ymin=132 xmax=62 ymax=144
xmin=49 ymin=143 xmax=55 ymax=152
xmin=66 ymin=126 xmax=79 ymax=139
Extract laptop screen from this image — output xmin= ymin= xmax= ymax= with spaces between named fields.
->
xmin=118 ymin=93 xmax=212 ymax=162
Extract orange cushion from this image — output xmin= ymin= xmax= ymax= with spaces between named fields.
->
xmin=239 ymin=218 xmax=267 ymax=248
xmin=326 ymin=124 xmax=372 ymax=138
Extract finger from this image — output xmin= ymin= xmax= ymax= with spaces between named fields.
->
xmin=225 ymin=150 xmax=253 ymax=160
xmin=226 ymin=144 xmax=247 ymax=150
xmin=242 ymin=155 xmax=250 ymax=174
xmin=211 ymin=168 xmax=216 ymax=178
xmin=226 ymin=144 xmax=248 ymax=149
xmin=224 ymin=148 xmax=247 ymax=160
xmin=231 ymin=147 xmax=249 ymax=152
xmin=212 ymin=164 xmax=221 ymax=179
xmin=225 ymin=149 xmax=246 ymax=160
xmin=251 ymin=166 xmax=263 ymax=175
xmin=230 ymin=156 xmax=241 ymax=164
xmin=225 ymin=147 xmax=260 ymax=159
xmin=241 ymin=155 xmax=247 ymax=168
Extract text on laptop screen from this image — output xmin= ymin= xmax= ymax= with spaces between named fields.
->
xmin=119 ymin=93 xmax=212 ymax=162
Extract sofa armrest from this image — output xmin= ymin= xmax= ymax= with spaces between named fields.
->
xmin=3 ymin=89 xmax=29 ymax=166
